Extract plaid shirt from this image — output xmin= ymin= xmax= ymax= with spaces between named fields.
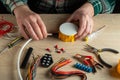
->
xmin=88 ymin=0 xmax=116 ymax=15
xmin=0 ymin=0 xmax=116 ymax=15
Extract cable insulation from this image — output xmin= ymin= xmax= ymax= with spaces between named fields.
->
xmin=17 ymin=38 xmax=32 ymax=80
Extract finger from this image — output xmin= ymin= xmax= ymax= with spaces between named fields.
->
xmin=23 ymin=20 xmax=39 ymax=40
xmin=80 ymin=21 xmax=91 ymax=39
xmin=30 ymin=19 xmax=43 ymax=40
xmin=75 ymin=16 xmax=87 ymax=39
xmin=37 ymin=16 xmax=47 ymax=38
xmin=18 ymin=24 xmax=29 ymax=39
xmin=89 ymin=19 xmax=93 ymax=33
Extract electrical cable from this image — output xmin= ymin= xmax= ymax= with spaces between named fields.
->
xmin=51 ymin=58 xmax=87 ymax=80
xmin=17 ymin=38 xmax=32 ymax=80
xmin=0 ymin=20 xmax=13 ymax=37
xmin=17 ymin=33 xmax=58 ymax=80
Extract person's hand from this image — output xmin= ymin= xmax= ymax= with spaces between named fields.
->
xmin=14 ymin=5 xmax=47 ymax=40
xmin=67 ymin=2 xmax=94 ymax=40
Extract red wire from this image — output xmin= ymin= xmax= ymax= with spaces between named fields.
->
xmin=51 ymin=59 xmax=87 ymax=80
xmin=0 ymin=20 xmax=13 ymax=37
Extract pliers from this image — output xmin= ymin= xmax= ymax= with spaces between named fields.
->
xmin=84 ymin=44 xmax=119 ymax=68
xmin=74 ymin=54 xmax=104 ymax=73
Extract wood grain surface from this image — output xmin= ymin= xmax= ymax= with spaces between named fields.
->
xmin=0 ymin=14 xmax=120 ymax=80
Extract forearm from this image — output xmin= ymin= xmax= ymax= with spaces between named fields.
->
xmin=88 ymin=0 xmax=116 ymax=15
xmin=0 ymin=0 xmax=27 ymax=13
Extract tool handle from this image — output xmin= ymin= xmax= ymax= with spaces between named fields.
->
xmin=20 ymin=47 xmax=33 ymax=69
xmin=98 ymin=55 xmax=112 ymax=68
xmin=101 ymin=48 xmax=119 ymax=54
xmin=7 ymin=36 xmax=24 ymax=48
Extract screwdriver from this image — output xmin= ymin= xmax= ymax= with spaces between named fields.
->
xmin=0 ymin=36 xmax=24 ymax=54
xmin=83 ymin=25 xmax=106 ymax=42
xmin=0 ymin=33 xmax=57 ymax=54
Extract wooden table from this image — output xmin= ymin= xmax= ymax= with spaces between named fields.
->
xmin=0 ymin=14 xmax=120 ymax=80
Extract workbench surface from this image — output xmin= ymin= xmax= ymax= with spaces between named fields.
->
xmin=0 ymin=14 xmax=120 ymax=80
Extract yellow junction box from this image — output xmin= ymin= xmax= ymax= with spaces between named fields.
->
xmin=58 ymin=22 xmax=78 ymax=42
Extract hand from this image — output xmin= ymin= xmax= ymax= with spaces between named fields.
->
xmin=67 ymin=2 xmax=94 ymax=40
xmin=14 ymin=5 xmax=47 ymax=40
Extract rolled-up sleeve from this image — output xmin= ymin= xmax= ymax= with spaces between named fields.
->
xmin=0 ymin=0 xmax=27 ymax=13
xmin=88 ymin=0 xmax=116 ymax=15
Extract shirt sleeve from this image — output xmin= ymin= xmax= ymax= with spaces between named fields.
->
xmin=88 ymin=0 xmax=116 ymax=15
xmin=0 ymin=0 xmax=27 ymax=13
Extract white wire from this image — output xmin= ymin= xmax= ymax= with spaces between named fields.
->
xmin=17 ymin=38 xmax=32 ymax=80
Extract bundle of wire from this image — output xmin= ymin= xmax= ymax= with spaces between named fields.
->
xmin=51 ymin=58 xmax=87 ymax=80
xmin=26 ymin=55 xmax=41 ymax=80
xmin=0 ymin=20 xmax=13 ymax=37
xmin=3 ymin=26 xmax=21 ymax=40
